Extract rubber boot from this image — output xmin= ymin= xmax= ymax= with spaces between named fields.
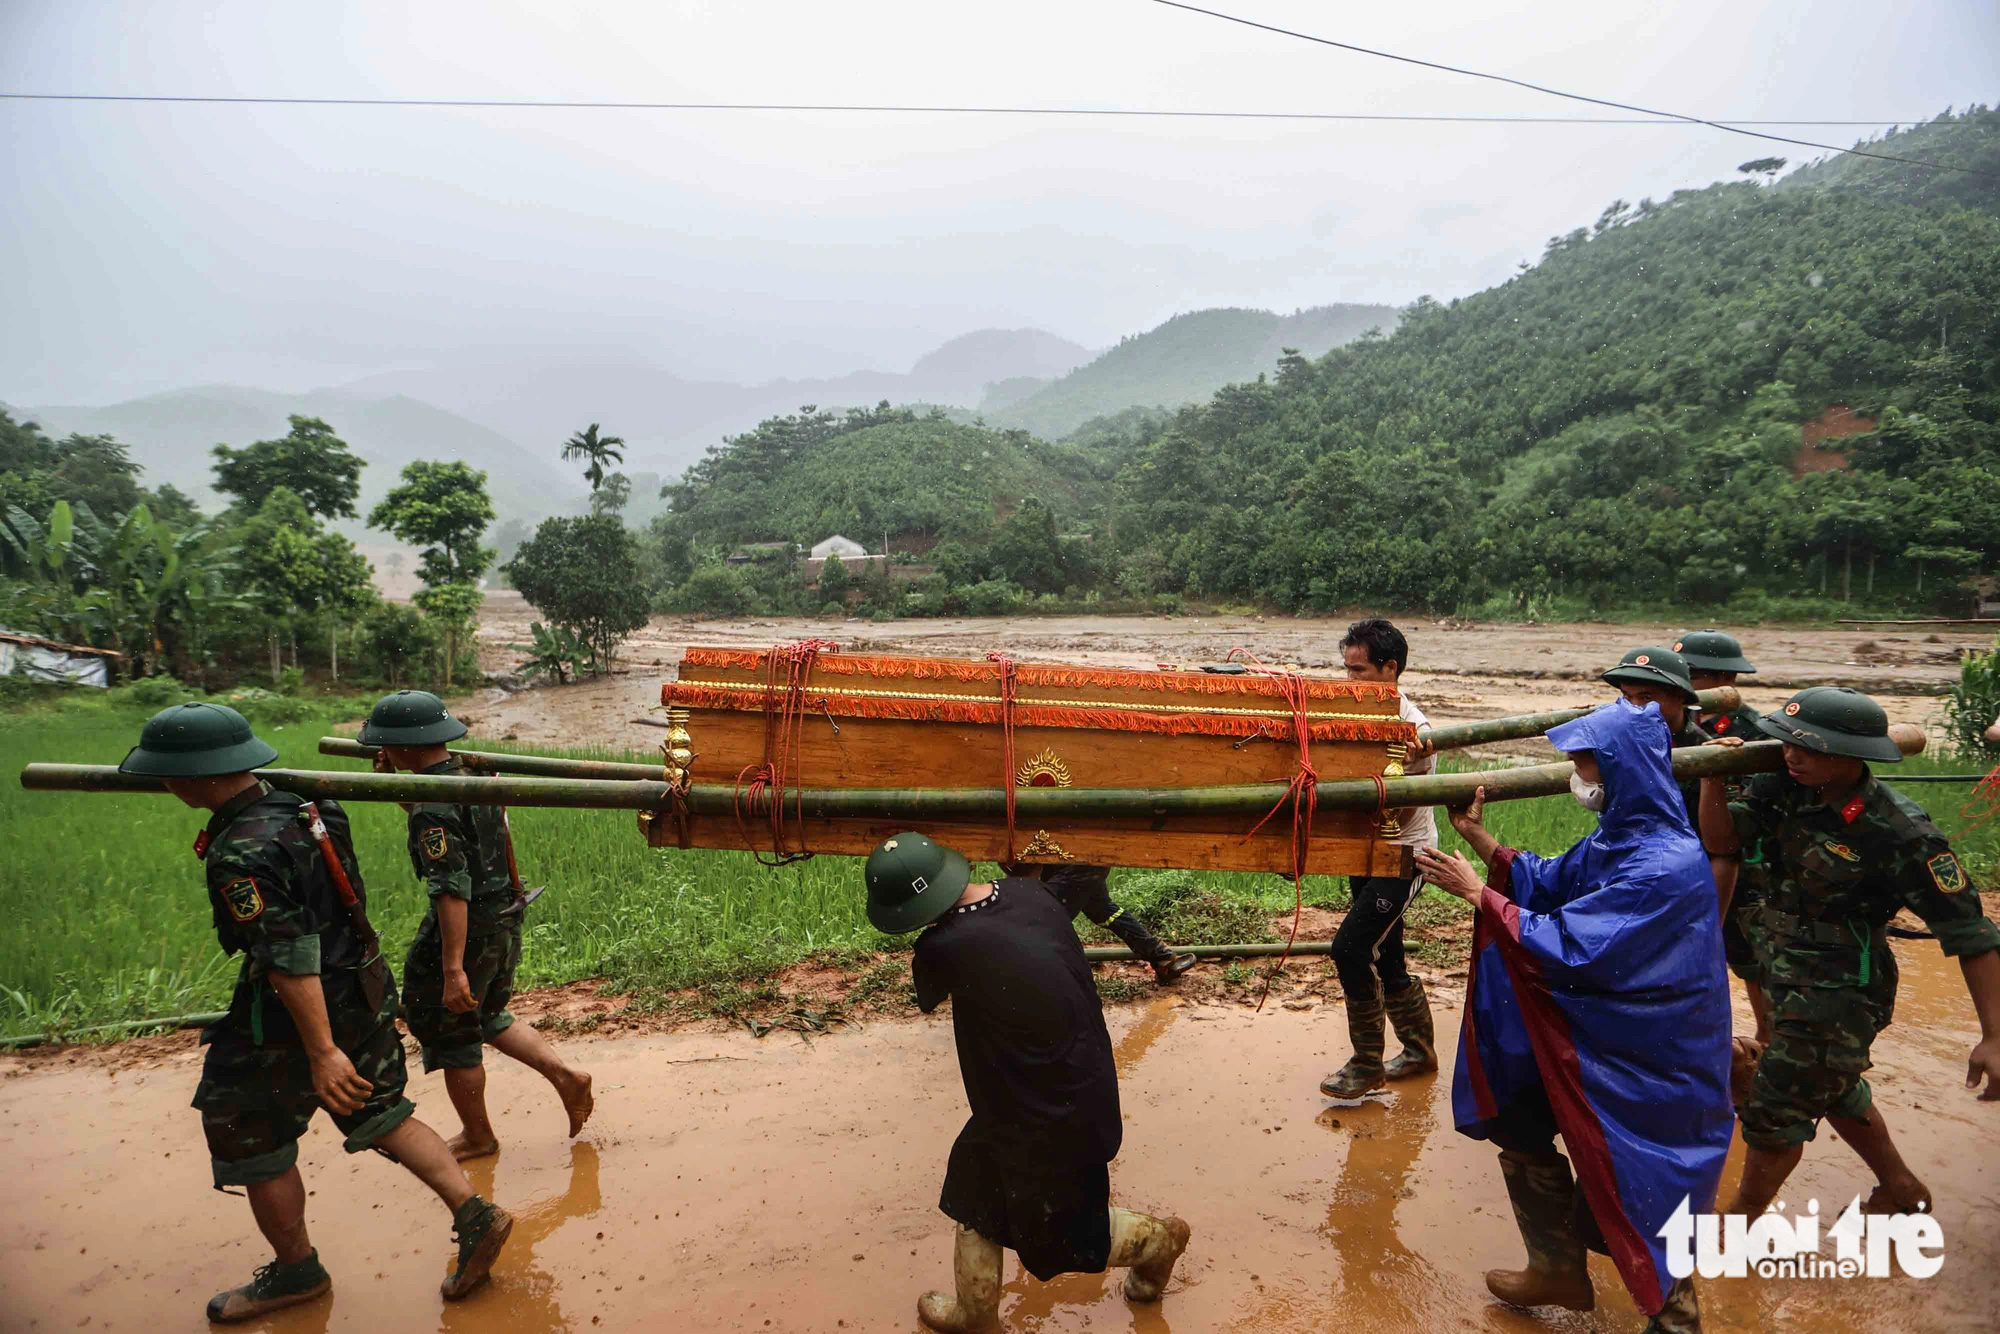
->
xmin=1108 ymin=911 xmax=1196 ymax=984
xmin=1108 ymin=1207 xmax=1192 ymax=1303
xmin=205 ymin=1250 xmax=332 ymax=1324
xmin=1319 ymin=983 xmax=1386 ymax=1099
xmin=1382 ymin=978 xmax=1438 ymax=1080
xmin=1485 ymin=1150 xmax=1596 ymax=1312
xmin=440 ymin=1194 xmax=514 ymax=1300
xmin=917 ymin=1225 xmax=1003 ymax=1333
xmin=1642 ymin=1277 xmax=1701 ymax=1334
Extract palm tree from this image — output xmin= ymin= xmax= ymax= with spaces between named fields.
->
xmin=562 ymin=423 xmax=626 ymax=493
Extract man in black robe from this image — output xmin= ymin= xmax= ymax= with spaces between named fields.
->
xmin=866 ymin=832 xmax=1191 ymax=1332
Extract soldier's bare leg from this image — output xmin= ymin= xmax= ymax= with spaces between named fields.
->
xmin=1827 ymin=1105 xmax=1931 ymax=1212
xmin=442 ymin=1065 xmax=501 ymax=1160
xmin=245 ymin=1166 xmax=314 ymax=1264
xmin=1726 ymin=1143 xmax=1803 ymax=1218
xmin=377 ymin=1116 xmax=477 ymax=1211
xmin=490 ymin=1021 xmax=595 ymax=1137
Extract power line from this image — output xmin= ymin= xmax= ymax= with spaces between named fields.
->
xmin=0 ymin=91 xmax=1927 ymax=128
xmin=1146 ymin=0 xmax=1988 ymax=177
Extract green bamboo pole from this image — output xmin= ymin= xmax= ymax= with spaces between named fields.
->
xmin=318 ymin=737 xmax=660 ymax=782
xmin=19 ymin=738 xmax=1824 ymax=821
xmin=1083 ymin=942 xmax=1329 ymax=962
xmin=1426 ymin=687 xmax=1742 ymax=753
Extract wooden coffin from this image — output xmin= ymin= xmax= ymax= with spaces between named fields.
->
xmin=652 ymin=646 xmax=1416 ymax=876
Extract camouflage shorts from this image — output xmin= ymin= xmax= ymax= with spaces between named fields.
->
xmin=1722 ymin=865 xmax=1771 ymax=985
xmin=191 ymin=1011 xmax=414 ymax=1188
xmin=1738 ymin=980 xmax=1891 ymax=1151
xmin=402 ymin=920 xmax=521 ymax=1072
xmin=1722 ymin=900 xmax=1770 ymax=985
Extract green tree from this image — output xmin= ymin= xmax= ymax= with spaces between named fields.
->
xmin=817 ymin=553 xmax=852 ymax=604
xmin=562 ymin=423 xmax=625 ymax=493
xmin=367 ymin=460 xmax=496 ymax=587
xmin=237 ymin=488 xmax=374 ymax=682
xmin=211 ymin=416 xmax=365 ymax=520
xmin=412 ymin=579 xmax=483 ymax=689
xmin=590 ymin=472 xmax=632 ymax=518
xmin=504 ymin=515 xmax=651 ymax=673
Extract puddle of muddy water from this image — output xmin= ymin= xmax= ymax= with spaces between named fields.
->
xmin=2 ymin=949 xmax=1994 ymax=1333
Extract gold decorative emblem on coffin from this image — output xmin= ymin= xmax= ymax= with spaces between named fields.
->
xmin=651 ymin=647 xmax=1416 ymax=876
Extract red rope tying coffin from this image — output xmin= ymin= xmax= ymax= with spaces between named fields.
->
xmin=988 ymin=652 xmax=1020 ymax=862
xmin=733 ymin=639 xmax=840 ymax=864
xmin=1963 ymin=763 xmax=2000 ymax=831
xmin=1228 ymin=647 xmax=1318 ymax=1012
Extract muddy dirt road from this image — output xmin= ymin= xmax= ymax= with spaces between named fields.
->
xmin=4 ymin=946 xmax=1993 ymax=1333
xmin=466 ymin=597 xmax=1988 ymax=755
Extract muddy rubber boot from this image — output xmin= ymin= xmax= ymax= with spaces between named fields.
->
xmin=1642 ymin=1276 xmax=1701 ymax=1333
xmin=1319 ymin=983 xmax=1387 ymax=1099
xmin=205 ymin=1250 xmax=331 ymax=1324
xmin=917 ymin=1225 xmax=1003 ymax=1332
xmin=1485 ymin=1150 xmax=1595 ymax=1312
xmin=1108 ymin=1207 xmax=1192 ymax=1303
xmin=1382 ymin=978 xmax=1438 ymax=1080
xmin=1108 ymin=911 xmax=1195 ymax=984
xmin=440 ymin=1194 xmax=514 ymax=1300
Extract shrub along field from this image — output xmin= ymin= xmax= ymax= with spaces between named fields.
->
xmin=2 ymin=687 xmax=1995 ymax=1040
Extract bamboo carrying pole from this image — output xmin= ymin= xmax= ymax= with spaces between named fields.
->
xmin=22 ymin=729 xmax=1924 ymax=819
xmin=318 ymin=737 xmax=660 ymax=782
xmin=1424 ymin=687 xmax=1743 ymax=753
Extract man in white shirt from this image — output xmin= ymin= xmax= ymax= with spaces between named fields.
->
xmin=1321 ymin=619 xmax=1440 ymax=1101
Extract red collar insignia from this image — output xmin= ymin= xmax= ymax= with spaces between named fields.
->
xmin=193 ymin=830 xmax=213 ymax=860
xmin=1840 ymin=798 xmax=1865 ymax=824
xmin=1713 ymin=716 xmax=1731 ymax=732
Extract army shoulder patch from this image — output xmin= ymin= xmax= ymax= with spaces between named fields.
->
xmin=421 ymin=826 xmax=451 ymax=861
xmin=223 ymin=876 xmax=265 ymax=922
xmin=1927 ymin=852 xmax=1968 ymax=895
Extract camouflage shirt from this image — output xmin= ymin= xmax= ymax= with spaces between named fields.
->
xmin=1729 ymin=769 xmax=1999 ymax=987
xmin=200 ymin=782 xmax=372 ymax=1043
xmin=406 ymin=759 xmax=519 ymax=929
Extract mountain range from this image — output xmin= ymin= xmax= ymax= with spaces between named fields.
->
xmin=14 ymin=302 xmax=1398 ymax=526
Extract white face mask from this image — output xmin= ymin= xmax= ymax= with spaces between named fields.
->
xmin=1570 ymin=772 xmax=1607 ymax=812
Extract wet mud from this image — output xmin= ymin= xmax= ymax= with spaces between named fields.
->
xmin=3 ymin=948 xmax=1994 ymax=1332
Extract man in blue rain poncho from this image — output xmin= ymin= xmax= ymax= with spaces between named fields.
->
xmin=1415 ymin=700 xmax=1732 ymax=1334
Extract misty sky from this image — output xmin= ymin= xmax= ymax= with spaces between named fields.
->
xmin=4 ymin=0 xmax=1995 ymax=405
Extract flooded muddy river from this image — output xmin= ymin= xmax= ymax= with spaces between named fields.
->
xmin=2 ymin=947 xmax=1994 ymax=1332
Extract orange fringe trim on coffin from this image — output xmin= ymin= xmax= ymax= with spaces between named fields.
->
xmin=661 ymin=680 xmax=1414 ymax=744
xmin=677 ymin=646 xmax=1401 ymax=705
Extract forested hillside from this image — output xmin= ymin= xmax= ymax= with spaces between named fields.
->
xmin=663 ymin=404 xmax=1100 ymax=551
xmin=1104 ymin=109 xmax=2000 ymax=615
xmin=989 ymin=304 xmax=1396 ymax=440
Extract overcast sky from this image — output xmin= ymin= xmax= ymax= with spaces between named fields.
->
xmin=3 ymin=0 xmax=1994 ymax=404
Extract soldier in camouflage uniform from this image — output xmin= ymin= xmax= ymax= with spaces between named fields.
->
xmin=1698 ymin=687 xmax=2000 ymax=1222
xmin=1675 ymin=630 xmax=1777 ymax=1046
xmin=120 ymin=703 xmax=512 ymax=1322
xmin=363 ymin=691 xmax=593 ymax=1160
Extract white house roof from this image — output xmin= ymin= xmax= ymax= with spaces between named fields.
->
xmin=810 ymin=535 xmax=869 ymax=559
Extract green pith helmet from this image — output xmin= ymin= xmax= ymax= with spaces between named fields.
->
xmin=1672 ymin=630 xmax=1757 ymax=675
xmin=864 ymin=832 xmax=971 ymax=934
xmin=1601 ymin=646 xmax=1697 ymax=703
xmin=1757 ymin=686 xmax=1904 ymax=763
xmin=119 ymin=702 xmax=280 ymax=778
xmin=358 ymin=690 xmax=469 ymax=747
